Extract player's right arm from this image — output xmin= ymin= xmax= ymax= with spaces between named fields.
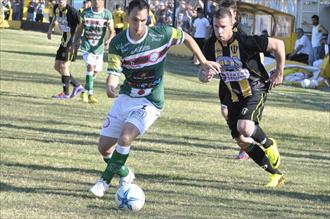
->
xmin=106 ymin=74 xmax=119 ymax=98
xmin=106 ymin=38 xmax=122 ymax=98
xmin=47 ymin=16 xmax=56 ymax=40
xmin=71 ymin=22 xmax=84 ymax=49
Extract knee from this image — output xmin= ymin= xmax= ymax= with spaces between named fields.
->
xmin=98 ymin=136 xmax=116 ymax=156
xmin=118 ymin=133 xmax=133 ymax=146
xmin=237 ymin=123 xmax=254 ymax=137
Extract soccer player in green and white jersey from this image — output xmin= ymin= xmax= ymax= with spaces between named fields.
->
xmin=72 ymin=0 xmax=115 ymax=104
xmin=89 ymin=0 xmax=221 ymax=197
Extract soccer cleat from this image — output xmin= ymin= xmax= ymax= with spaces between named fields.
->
xmin=265 ymin=138 xmax=281 ymax=169
xmin=81 ymin=92 xmax=89 ymax=103
xmin=70 ymin=85 xmax=85 ymax=98
xmin=88 ymin=95 xmax=98 ymax=104
xmin=235 ymin=150 xmax=249 ymax=160
xmin=89 ymin=178 xmax=109 ymax=198
xmin=52 ymin=92 xmax=70 ymax=99
xmin=119 ymin=168 xmax=135 ymax=187
xmin=265 ymin=173 xmax=285 ymax=188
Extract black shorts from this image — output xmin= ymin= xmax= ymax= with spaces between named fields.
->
xmin=55 ymin=44 xmax=77 ymax=62
xmin=219 ymin=80 xmax=230 ymax=107
xmin=227 ymin=92 xmax=267 ymax=138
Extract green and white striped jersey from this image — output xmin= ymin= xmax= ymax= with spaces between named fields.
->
xmin=80 ymin=8 xmax=112 ymax=55
xmin=107 ymin=25 xmax=185 ymax=109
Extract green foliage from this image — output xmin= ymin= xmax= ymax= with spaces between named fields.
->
xmin=0 ymin=29 xmax=329 ymax=219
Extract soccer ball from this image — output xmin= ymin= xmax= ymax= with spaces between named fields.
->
xmin=115 ymin=184 xmax=145 ymax=211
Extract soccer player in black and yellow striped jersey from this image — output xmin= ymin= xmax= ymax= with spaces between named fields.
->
xmin=200 ymin=8 xmax=286 ymax=188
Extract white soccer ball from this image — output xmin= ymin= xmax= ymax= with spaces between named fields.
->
xmin=115 ymin=184 xmax=145 ymax=212
xmin=300 ymin=79 xmax=311 ymax=88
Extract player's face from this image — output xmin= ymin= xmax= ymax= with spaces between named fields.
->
xmin=59 ymin=0 xmax=67 ymax=8
xmin=213 ymin=16 xmax=234 ymax=43
xmin=93 ymin=0 xmax=104 ymax=10
xmin=128 ymin=8 xmax=148 ymax=39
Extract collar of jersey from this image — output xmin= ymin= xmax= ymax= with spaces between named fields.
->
xmin=126 ymin=27 xmax=149 ymax=44
xmin=218 ymin=33 xmax=236 ymax=47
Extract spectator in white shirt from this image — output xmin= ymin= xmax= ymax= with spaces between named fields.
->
xmin=192 ymin=7 xmax=210 ymax=65
xmin=287 ymin=28 xmax=313 ymax=65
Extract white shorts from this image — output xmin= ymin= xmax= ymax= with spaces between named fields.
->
xmin=100 ymin=94 xmax=161 ymax=138
xmin=82 ymin=52 xmax=103 ymax=72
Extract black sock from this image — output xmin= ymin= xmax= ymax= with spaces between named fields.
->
xmin=70 ymin=74 xmax=80 ymax=87
xmin=250 ymin=125 xmax=273 ymax=148
xmin=245 ymin=144 xmax=281 ymax=175
xmin=61 ymin=75 xmax=70 ymax=95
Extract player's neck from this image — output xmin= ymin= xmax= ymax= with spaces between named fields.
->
xmin=129 ymin=28 xmax=147 ymax=42
xmin=92 ymin=6 xmax=104 ymax=12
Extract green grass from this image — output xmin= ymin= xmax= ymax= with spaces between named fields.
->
xmin=1 ymin=29 xmax=330 ymax=219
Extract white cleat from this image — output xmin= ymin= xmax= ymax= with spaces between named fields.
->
xmin=119 ymin=168 xmax=135 ymax=187
xmin=89 ymin=178 xmax=109 ymax=198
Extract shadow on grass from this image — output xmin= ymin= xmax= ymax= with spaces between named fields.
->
xmin=0 ymin=70 xmax=60 ymax=85
xmin=1 ymin=123 xmax=98 ymax=138
xmin=1 ymin=162 xmax=99 ymax=175
xmin=267 ymin=89 xmax=330 ymax=112
xmin=0 ymin=49 xmax=55 ymax=58
xmin=0 ymin=182 xmax=92 ymax=199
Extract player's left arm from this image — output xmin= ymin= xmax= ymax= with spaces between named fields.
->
xmin=105 ymin=19 xmax=115 ymax=50
xmin=319 ymin=25 xmax=328 ymax=35
xmin=266 ymin=37 xmax=285 ymax=89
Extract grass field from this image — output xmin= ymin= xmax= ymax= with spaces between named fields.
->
xmin=0 ymin=29 xmax=329 ymax=219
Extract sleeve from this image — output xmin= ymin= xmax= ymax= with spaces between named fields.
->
xmin=165 ymin=25 xmax=185 ymax=46
xmin=107 ymin=39 xmax=122 ymax=77
xmin=79 ymin=9 xmax=84 ymax=23
xmin=108 ymin=10 xmax=113 ymax=21
xmin=243 ymin=35 xmax=269 ymax=54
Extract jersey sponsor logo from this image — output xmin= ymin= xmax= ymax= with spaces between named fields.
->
xmin=130 ymin=88 xmax=152 ymax=97
xmin=149 ymin=33 xmax=163 ymax=42
xmin=149 ymin=52 xmax=159 ymax=62
xmin=221 ymin=69 xmax=250 ymax=82
xmin=241 ymin=107 xmax=249 ymax=115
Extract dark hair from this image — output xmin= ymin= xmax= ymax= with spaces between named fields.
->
xmin=196 ymin=7 xmax=203 ymax=13
xmin=311 ymin=14 xmax=319 ymax=21
xmin=115 ymin=4 xmax=121 ymax=9
xmin=219 ymin=0 xmax=237 ymax=12
xmin=128 ymin=0 xmax=149 ymax=15
xmin=214 ymin=7 xmax=232 ymax=20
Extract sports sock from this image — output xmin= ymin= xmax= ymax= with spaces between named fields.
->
xmin=103 ymin=155 xmax=130 ymax=178
xmin=85 ymin=71 xmax=94 ymax=95
xmin=61 ymin=75 xmax=70 ymax=95
xmin=69 ymin=74 xmax=80 ymax=87
xmin=250 ymin=125 xmax=273 ymax=148
xmin=245 ymin=144 xmax=281 ymax=175
xmin=101 ymin=144 xmax=130 ymax=184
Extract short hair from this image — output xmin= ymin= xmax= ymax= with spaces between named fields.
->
xmin=311 ymin=14 xmax=319 ymax=21
xmin=214 ymin=7 xmax=232 ymax=20
xmin=116 ymin=4 xmax=121 ymax=9
xmin=196 ymin=7 xmax=203 ymax=14
xmin=219 ymin=0 xmax=237 ymax=12
xmin=128 ymin=0 xmax=149 ymax=15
